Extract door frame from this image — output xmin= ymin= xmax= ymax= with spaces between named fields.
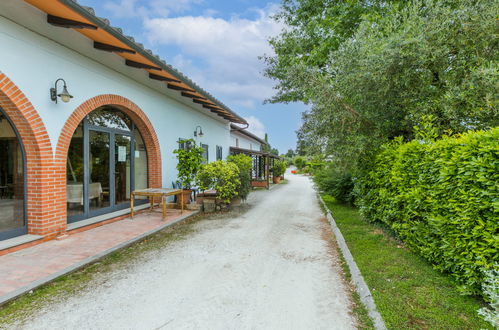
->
xmin=68 ymin=117 xmax=145 ymax=223
xmin=0 ymin=107 xmax=28 ymax=240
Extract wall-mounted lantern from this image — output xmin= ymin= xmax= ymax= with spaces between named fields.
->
xmin=50 ymin=78 xmax=73 ymax=104
xmin=194 ymin=125 xmax=204 ymax=137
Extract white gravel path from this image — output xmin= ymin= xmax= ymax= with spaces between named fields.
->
xmin=12 ymin=171 xmax=356 ymax=330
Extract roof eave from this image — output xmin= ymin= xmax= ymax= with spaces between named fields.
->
xmin=57 ymin=0 xmax=247 ymax=125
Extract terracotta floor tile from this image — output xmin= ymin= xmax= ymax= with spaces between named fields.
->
xmin=0 ymin=210 xmax=192 ymax=301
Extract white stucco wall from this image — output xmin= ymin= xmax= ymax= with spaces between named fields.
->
xmin=230 ymin=131 xmax=262 ymax=151
xmin=0 ymin=0 xmax=233 ymax=187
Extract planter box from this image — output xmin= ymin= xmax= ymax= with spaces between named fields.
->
xmin=176 ymin=189 xmax=192 ymax=207
xmin=251 ymin=180 xmax=268 ymax=188
xmin=203 ymin=198 xmax=217 ymax=213
xmin=230 ymin=197 xmax=242 ymax=206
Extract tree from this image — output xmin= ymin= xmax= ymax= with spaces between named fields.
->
xmin=263 ymin=0 xmax=401 ymax=104
xmin=266 ymin=0 xmax=499 ymax=170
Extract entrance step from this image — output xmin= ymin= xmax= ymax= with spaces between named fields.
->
xmin=0 ymin=234 xmax=43 ymax=252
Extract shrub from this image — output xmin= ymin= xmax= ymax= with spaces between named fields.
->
xmin=357 ymin=128 xmax=499 ymax=295
xmin=173 ymin=139 xmax=204 ymax=188
xmin=196 ymin=161 xmax=240 ymax=203
xmin=271 ymin=159 xmax=287 ymax=177
xmin=478 ymin=265 xmax=499 ymax=328
xmin=227 ymin=154 xmax=252 ymax=201
xmin=294 ymin=156 xmax=306 ymax=170
xmin=314 ymin=166 xmax=355 ymax=205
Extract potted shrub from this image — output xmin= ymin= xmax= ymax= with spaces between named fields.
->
xmin=196 ymin=160 xmax=240 ymax=209
xmin=227 ymin=154 xmax=252 ymax=202
xmin=173 ymin=139 xmax=204 ymax=205
xmin=271 ymin=159 xmax=287 ymax=184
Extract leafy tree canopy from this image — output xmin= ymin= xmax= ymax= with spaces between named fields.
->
xmin=266 ymin=0 xmax=498 ymax=170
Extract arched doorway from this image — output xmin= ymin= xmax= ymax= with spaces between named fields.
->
xmin=0 ymin=107 xmax=26 ymax=239
xmin=66 ymin=106 xmax=150 ymax=223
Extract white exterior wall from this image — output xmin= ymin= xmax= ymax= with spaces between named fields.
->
xmin=0 ymin=0 xmax=233 ymax=187
xmin=230 ymin=131 xmax=262 ymax=151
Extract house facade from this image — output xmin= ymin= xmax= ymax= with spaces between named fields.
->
xmin=230 ymin=124 xmax=265 ymax=152
xmin=229 ymin=124 xmax=280 ymax=189
xmin=0 ymin=0 xmax=247 ymax=243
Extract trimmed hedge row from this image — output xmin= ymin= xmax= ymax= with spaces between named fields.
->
xmin=357 ymin=128 xmax=499 ymax=295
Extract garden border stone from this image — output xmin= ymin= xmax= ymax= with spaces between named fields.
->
xmin=318 ymin=195 xmax=387 ymax=330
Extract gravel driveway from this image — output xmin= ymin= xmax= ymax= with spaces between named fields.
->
xmin=13 ymin=171 xmax=355 ymax=330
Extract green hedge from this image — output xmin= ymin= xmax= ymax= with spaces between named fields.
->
xmin=357 ymin=128 xmax=499 ymax=295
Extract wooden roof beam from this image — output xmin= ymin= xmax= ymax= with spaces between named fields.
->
xmin=181 ymin=92 xmax=207 ymax=100
xmin=149 ymin=73 xmax=181 ymax=83
xmin=193 ymin=98 xmax=217 ymax=107
xmin=167 ymin=84 xmax=195 ymax=92
xmin=202 ymin=105 xmax=234 ymax=120
xmin=94 ymin=41 xmax=136 ymax=54
xmin=47 ymin=14 xmax=98 ymax=30
xmin=125 ymin=59 xmax=161 ymax=71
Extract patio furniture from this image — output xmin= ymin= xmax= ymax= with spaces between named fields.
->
xmin=67 ymin=182 xmax=103 ymax=205
xmin=172 ymin=181 xmax=198 ymax=202
xmin=130 ymin=188 xmax=184 ymax=219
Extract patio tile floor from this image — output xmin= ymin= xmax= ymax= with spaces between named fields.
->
xmin=0 ymin=209 xmax=194 ymax=304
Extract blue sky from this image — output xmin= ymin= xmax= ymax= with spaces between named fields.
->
xmin=78 ymin=0 xmax=306 ymax=154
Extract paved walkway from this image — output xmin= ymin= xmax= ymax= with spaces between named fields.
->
xmin=0 ymin=208 xmax=194 ymax=304
xmin=4 ymin=172 xmax=355 ymax=329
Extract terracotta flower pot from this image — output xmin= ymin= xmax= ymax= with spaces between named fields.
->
xmin=230 ymin=197 xmax=242 ymax=206
xmin=273 ymin=176 xmax=281 ymax=184
xmin=177 ymin=189 xmax=192 ymax=206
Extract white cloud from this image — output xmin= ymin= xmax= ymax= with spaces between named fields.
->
xmin=143 ymin=4 xmax=283 ymax=109
xmin=244 ymin=116 xmax=266 ymax=139
xmin=103 ymin=0 xmax=203 ymax=19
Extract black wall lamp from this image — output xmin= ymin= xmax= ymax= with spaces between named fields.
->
xmin=194 ymin=125 xmax=204 ymax=137
xmin=50 ymin=78 xmax=73 ymax=104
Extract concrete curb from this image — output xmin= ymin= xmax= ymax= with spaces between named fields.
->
xmin=0 ymin=211 xmax=200 ymax=306
xmin=318 ymin=195 xmax=387 ymax=330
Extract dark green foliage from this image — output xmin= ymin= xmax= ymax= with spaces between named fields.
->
xmin=357 ymin=128 xmax=499 ymax=295
xmin=314 ymin=167 xmax=355 ymax=205
xmin=227 ymin=154 xmax=253 ymax=201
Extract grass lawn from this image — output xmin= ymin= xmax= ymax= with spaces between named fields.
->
xmin=321 ymin=194 xmax=491 ymax=330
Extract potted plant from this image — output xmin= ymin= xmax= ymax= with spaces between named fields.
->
xmin=173 ymin=139 xmax=204 ymax=205
xmin=271 ymin=159 xmax=287 ymax=184
xmin=196 ymin=160 xmax=240 ymax=210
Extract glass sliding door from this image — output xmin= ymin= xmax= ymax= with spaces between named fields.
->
xmin=67 ymin=123 xmax=84 ymax=217
xmin=0 ymin=108 xmax=26 ymax=240
xmin=89 ymin=130 xmax=110 ymax=212
xmin=66 ymin=107 xmax=148 ymax=223
xmin=114 ymin=134 xmax=131 ymax=206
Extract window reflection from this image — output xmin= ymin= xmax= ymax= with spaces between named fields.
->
xmin=0 ymin=111 xmax=25 ymax=235
xmin=87 ymin=107 xmax=132 ymax=131
xmin=134 ymin=128 xmax=148 ymax=199
xmin=67 ymin=124 xmax=84 ymax=216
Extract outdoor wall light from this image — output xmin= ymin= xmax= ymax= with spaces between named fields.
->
xmin=50 ymin=78 xmax=73 ymax=104
xmin=194 ymin=125 xmax=204 ymax=137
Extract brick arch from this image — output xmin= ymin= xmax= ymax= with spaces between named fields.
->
xmin=0 ymin=72 xmax=62 ymax=237
xmin=55 ymin=94 xmax=162 ymax=214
